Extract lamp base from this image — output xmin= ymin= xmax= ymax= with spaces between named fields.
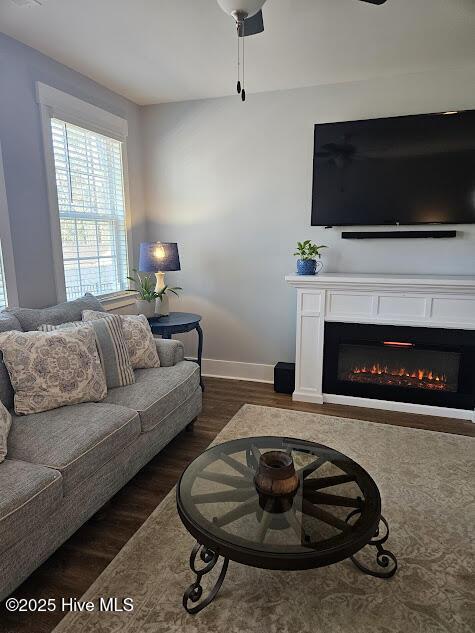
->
xmin=155 ymin=272 xmax=169 ymax=316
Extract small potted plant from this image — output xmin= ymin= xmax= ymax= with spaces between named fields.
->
xmin=293 ymin=240 xmax=327 ymax=275
xmin=127 ymin=269 xmax=158 ymax=317
xmin=155 ymin=285 xmax=182 ymax=316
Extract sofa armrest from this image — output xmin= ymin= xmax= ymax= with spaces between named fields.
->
xmin=154 ymin=338 xmax=185 ymax=367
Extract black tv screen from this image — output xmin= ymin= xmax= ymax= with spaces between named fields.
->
xmin=311 ymin=110 xmax=475 ymax=226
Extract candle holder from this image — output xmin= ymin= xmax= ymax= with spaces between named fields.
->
xmin=254 ymin=450 xmax=299 ymax=497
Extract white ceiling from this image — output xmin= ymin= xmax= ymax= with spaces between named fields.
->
xmin=1 ymin=0 xmax=475 ymax=105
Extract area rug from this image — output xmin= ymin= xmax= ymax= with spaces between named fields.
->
xmin=53 ymin=405 xmax=474 ymax=633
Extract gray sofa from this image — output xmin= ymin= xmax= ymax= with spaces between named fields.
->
xmin=0 ymin=295 xmax=202 ymax=600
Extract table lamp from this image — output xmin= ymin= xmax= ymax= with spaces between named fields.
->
xmin=138 ymin=242 xmax=181 ymax=316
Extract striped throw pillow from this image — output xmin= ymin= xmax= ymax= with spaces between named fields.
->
xmin=82 ymin=311 xmax=160 ymax=370
xmin=39 ymin=316 xmax=135 ymax=389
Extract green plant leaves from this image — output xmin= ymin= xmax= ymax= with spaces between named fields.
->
xmin=293 ymin=240 xmax=328 ymax=260
xmin=127 ymin=268 xmax=183 ymax=302
xmin=126 ymin=269 xmax=158 ymax=301
xmin=155 ymin=285 xmax=182 ymax=301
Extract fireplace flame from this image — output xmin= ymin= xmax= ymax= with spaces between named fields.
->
xmin=347 ymin=363 xmax=448 ymax=390
xmin=351 ymin=364 xmax=446 ymax=383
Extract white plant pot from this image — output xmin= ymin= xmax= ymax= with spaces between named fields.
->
xmin=135 ymin=299 xmax=156 ymax=318
xmin=155 ymin=295 xmax=170 ymax=316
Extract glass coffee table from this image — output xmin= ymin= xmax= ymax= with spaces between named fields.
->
xmin=177 ymin=436 xmax=397 ymax=614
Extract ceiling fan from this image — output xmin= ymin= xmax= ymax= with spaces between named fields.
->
xmin=217 ymin=0 xmax=388 ymax=101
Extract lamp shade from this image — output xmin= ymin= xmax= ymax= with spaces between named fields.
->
xmin=217 ymin=0 xmax=267 ymax=18
xmin=138 ymin=242 xmax=181 ymax=272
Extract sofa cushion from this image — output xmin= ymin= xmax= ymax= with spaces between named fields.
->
xmin=103 ymin=361 xmax=200 ymax=432
xmin=0 ymin=311 xmax=23 ymax=410
xmin=0 ymin=459 xmax=62 ymax=554
xmin=7 ymin=293 xmax=104 ymax=331
xmin=6 ymin=403 xmax=140 ymax=495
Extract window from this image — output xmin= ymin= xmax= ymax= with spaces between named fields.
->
xmin=50 ymin=119 xmax=129 ymax=300
xmin=36 ymin=82 xmax=131 ymax=304
xmin=0 ymin=141 xmax=18 ymax=309
xmin=0 ymin=241 xmax=7 ymax=310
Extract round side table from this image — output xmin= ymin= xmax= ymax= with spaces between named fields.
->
xmin=148 ymin=312 xmax=204 ymax=390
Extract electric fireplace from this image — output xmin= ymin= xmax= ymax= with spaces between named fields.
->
xmin=323 ymin=323 xmax=475 ymax=410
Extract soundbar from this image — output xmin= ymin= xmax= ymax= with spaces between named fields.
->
xmin=341 ymin=230 xmax=457 ymax=240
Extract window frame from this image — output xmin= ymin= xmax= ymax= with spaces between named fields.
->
xmin=0 ymin=141 xmax=19 ymax=309
xmin=36 ymin=82 xmax=134 ymax=305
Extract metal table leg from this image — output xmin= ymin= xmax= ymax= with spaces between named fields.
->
xmin=196 ymin=323 xmax=204 ymax=390
xmin=183 ymin=542 xmax=229 ymax=614
xmin=346 ymin=511 xmax=398 ymax=578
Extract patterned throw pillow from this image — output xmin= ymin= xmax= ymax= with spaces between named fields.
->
xmin=39 ymin=314 xmax=135 ymax=389
xmin=82 ymin=311 xmax=160 ymax=370
xmin=0 ymin=327 xmax=107 ymax=415
xmin=0 ymin=400 xmax=12 ymax=464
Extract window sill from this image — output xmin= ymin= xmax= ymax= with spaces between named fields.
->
xmin=99 ymin=291 xmax=138 ymax=311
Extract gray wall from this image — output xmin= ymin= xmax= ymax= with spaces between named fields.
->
xmin=142 ymin=68 xmax=475 ymax=367
xmin=0 ymin=33 xmax=146 ymax=308
xmin=1 ymin=33 xmax=474 ymax=367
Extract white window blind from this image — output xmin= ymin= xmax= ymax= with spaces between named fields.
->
xmin=50 ymin=118 xmax=129 ymax=300
xmin=0 ymin=241 xmax=7 ymax=310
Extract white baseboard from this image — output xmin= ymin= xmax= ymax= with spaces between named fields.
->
xmin=322 ymin=393 xmax=475 ymax=422
xmin=292 ymin=391 xmax=324 ymax=404
xmin=189 ymin=357 xmax=274 ymax=383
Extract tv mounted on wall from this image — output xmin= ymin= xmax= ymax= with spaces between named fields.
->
xmin=311 ymin=110 xmax=475 ymax=227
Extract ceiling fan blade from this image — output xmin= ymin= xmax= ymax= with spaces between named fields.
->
xmin=238 ymin=10 xmax=264 ymax=37
xmin=358 ymin=0 xmax=388 ymax=4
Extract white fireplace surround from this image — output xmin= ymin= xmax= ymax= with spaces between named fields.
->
xmin=285 ymin=273 xmax=475 ymax=422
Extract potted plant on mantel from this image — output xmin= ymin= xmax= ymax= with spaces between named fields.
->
xmin=293 ymin=240 xmax=327 ymax=275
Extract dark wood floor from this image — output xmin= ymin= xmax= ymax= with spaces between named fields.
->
xmin=1 ymin=377 xmax=473 ymax=633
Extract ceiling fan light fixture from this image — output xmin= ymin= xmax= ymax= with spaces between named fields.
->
xmin=216 ymin=0 xmax=267 ymax=20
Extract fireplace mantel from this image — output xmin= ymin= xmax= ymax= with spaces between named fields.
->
xmin=285 ymin=273 xmax=475 ymax=421
xmin=286 ymin=272 xmax=475 ymax=294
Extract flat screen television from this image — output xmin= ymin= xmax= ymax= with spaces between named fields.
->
xmin=311 ymin=110 xmax=475 ymax=226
